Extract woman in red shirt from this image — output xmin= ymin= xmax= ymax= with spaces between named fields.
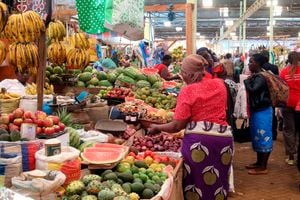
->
xmin=149 ymin=54 xmax=233 ymax=200
xmin=154 ymin=55 xmax=180 ymax=81
xmin=279 ymin=51 xmax=300 ymax=165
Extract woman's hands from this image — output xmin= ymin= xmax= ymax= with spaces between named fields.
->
xmin=147 ymin=124 xmax=161 ymax=135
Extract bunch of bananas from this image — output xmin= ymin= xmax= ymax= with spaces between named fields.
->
xmin=66 ymin=48 xmax=90 ymax=70
xmin=0 ymin=90 xmax=21 ymax=99
xmin=25 ymin=82 xmax=54 ymax=95
xmin=9 ymin=43 xmax=39 ymax=75
xmin=47 ymin=41 xmax=66 ymax=65
xmin=0 ymin=2 xmax=8 ymax=32
xmin=0 ymin=40 xmax=6 ymax=64
xmin=172 ymin=46 xmax=184 ymax=61
xmin=47 ymin=20 xmax=66 ymax=41
xmin=69 ymin=32 xmax=90 ymax=50
xmin=4 ymin=10 xmax=45 ymax=43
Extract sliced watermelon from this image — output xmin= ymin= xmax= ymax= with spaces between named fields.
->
xmin=81 ymin=151 xmax=123 ymax=164
xmin=84 ymin=147 xmax=124 ymax=154
xmin=93 ymin=143 xmax=128 ymax=151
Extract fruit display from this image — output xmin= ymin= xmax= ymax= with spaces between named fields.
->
xmin=134 ymin=88 xmax=176 ymax=110
xmin=0 ymin=2 xmax=9 ymax=32
xmin=132 ymin=134 xmax=182 ymax=152
xmin=64 ymin=150 xmax=178 ymax=200
xmin=69 ymin=32 xmax=90 ymax=50
xmin=171 ymin=46 xmax=184 ymax=61
xmin=67 ymin=127 xmax=81 ymax=149
xmin=105 ymin=88 xmax=134 ymax=99
xmin=67 ymin=48 xmax=90 ymax=70
xmin=47 ymin=20 xmax=66 ymax=41
xmin=4 ymin=10 xmax=45 ymax=43
xmin=25 ymin=82 xmax=54 ymax=95
xmin=9 ymin=42 xmax=39 ymax=75
xmin=47 ymin=41 xmax=67 ymax=65
xmin=0 ymin=89 xmax=20 ymax=100
xmin=0 ymin=40 xmax=7 ymax=64
xmin=81 ymin=143 xmax=129 ymax=165
xmin=76 ymin=67 xmax=113 ymax=88
xmin=141 ymin=109 xmax=174 ymax=123
xmin=0 ymin=109 xmax=65 ymax=141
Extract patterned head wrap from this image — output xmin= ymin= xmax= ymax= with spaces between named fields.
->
xmin=181 ymin=54 xmax=208 ymax=83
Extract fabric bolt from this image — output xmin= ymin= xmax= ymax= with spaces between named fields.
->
xmin=75 ymin=0 xmax=107 ymax=34
xmin=182 ymin=121 xmax=233 ymax=200
xmin=279 ymin=66 xmax=300 ymax=108
xmin=282 ymin=107 xmax=297 ymax=156
xmin=174 ymin=78 xmax=228 ymax=125
xmin=250 ymin=106 xmax=273 ymax=153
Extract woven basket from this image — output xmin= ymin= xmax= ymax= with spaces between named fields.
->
xmin=0 ymin=97 xmax=20 ymax=114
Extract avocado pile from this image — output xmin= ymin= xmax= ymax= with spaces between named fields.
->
xmin=0 ymin=129 xmax=21 ymax=142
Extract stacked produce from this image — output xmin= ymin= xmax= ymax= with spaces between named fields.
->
xmin=25 ymin=82 xmax=54 ymax=95
xmin=141 ymin=109 xmax=174 ymax=123
xmin=134 ymin=87 xmax=176 ymax=110
xmin=45 ymin=64 xmax=65 ymax=85
xmin=5 ymin=10 xmax=45 ymax=76
xmin=46 ymin=20 xmax=66 ymax=41
xmin=0 ymin=40 xmax=6 ymax=64
xmin=64 ymin=150 xmax=177 ymax=199
xmin=67 ymin=32 xmax=90 ymax=70
xmin=0 ymin=2 xmax=9 ymax=32
xmin=67 ymin=127 xmax=81 ymax=149
xmin=132 ymin=134 xmax=182 ymax=152
xmin=104 ymin=88 xmax=134 ymax=99
xmin=171 ymin=46 xmax=184 ymax=61
xmin=0 ymin=109 xmax=65 ymax=141
xmin=77 ymin=66 xmax=112 ymax=88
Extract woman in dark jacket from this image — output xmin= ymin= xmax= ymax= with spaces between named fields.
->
xmin=244 ymin=53 xmax=273 ymax=175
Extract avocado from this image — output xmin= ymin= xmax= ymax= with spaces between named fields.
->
xmin=117 ymin=171 xmax=133 ymax=182
xmin=122 ymin=183 xmax=131 ymax=194
xmin=101 ymin=170 xmax=113 ymax=178
xmin=134 ymin=160 xmax=148 ymax=169
xmin=142 ymin=188 xmax=155 ymax=199
xmin=0 ymin=133 xmax=11 ymax=141
xmin=103 ymin=172 xmax=118 ymax=182
xmin=144 ymin=183 xmax=156 ymax=193
xmin=130 ymin=182 xmax=144 ymax=194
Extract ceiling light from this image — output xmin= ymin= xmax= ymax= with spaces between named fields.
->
xmin=232 ymin=36 xmax=238 ymax=40
xmin=203 ymin=0 xmax=213 ymax=8
xmin=267 ymin=0 xmax=278 ymax=7
xmin=196 ymin=32 xmax=201 ymax=36
xmin=267 ymin=32 xmax=271 ymax=36
xmin=267 ymin=26 xmax=270 ymax=31
xmin=274 ymin=6 xmax=282 ymax=16
xmin=219 ymin=7 xmax=229 ymax=17
xmin=176 ymin=27 xmax=183 ymax=32
xmin=199 ymin=35 xmax=205 ymax=40
xmin=225 ymin=20 xmax=233 ymax=27
xmin=164 ymin=21 xmax=172 ymax=27
xmin=298 ymin=32 xmax=300 ymax=37
xmin=230 ymin=32 xmax=236 ymax=36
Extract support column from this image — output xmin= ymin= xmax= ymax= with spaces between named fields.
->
xmin=239 ymin=0 xmax=243 ymax=54
xmin=242 ymin=0 xmax=247 ymax=57
xmin=185 ymin=3 xmax=194 ymax=55
xmin=269 ymin=1 xmax=274 ymax=64
xmin=37 ymin=32 xmax=46 ymax=110
xmin=186 ymin=0 xmax=197 ymax=54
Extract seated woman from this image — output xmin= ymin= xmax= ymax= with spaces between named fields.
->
xmin=149 ymin=54 xmax=233 ymax=200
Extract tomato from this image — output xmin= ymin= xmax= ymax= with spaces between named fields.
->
xmin=128 ymin=152 xmax=137 ymax=158
xmin=144 ymin=150 xmax=153 ymax=158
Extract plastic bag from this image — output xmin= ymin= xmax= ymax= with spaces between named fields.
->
xmin=105 ymin=0 xmax=144 ymax=40
xmin=0 ymin=153 xmax=22 ymax=187
xmin=11 ymin=171 xmax=66 ymax=200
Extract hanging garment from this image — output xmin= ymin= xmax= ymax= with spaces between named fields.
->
xmin=75 ymin=0 xmax=107 ymax=34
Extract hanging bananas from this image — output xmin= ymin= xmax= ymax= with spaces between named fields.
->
xmin=0 ymin=40 xmax=6 ymax=64
xmin=47 ymin=41 xmax=66 ymax=65
xmin=47 ymin=20 xmax=66 ymax=41
xmin=0 ymin=2 xmax=9 ymax=32
xmin=9 ymin=43 xmax=39 ymax=75
xmin=69 ymin=32 xmax=90 ymax=50
xmin=66 ymin=48 xmax=90 ymax=70
xmin=4 ymin=10 xmax=45 ymax=43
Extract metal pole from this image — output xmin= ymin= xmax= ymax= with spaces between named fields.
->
xmin=187 ymin=0 xmax=197 ymax=53
xmin=243 ymin=0 xmax=247 ymax=57
xmin=239 ymin=0 xmax=243 ymax=54
xmin=269 ymin=1 xmax=274 ymax=64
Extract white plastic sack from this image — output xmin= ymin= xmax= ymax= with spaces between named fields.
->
xmin=0 ymin=79 xmax=25 ymax=96
xmin=0 ymin=155 xmax=22 ymax=187
xmin=35 ymin=146 xmax=80 ymax=170
xmin=11 ymin=171 xmax=66 ymax=200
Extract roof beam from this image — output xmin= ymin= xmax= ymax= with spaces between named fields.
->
xmin=220 ymin=0 xmax=267 ymax=41
xmin=144 ymin=4 xmax=186 ymax=12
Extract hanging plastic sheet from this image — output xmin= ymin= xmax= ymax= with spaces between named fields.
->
xmin=75 ymin=0 xmax=107 ymax=34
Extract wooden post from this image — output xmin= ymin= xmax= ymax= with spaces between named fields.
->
xmin=37 ymin=32 xmax=47 ymax=110
xmin=186 ymin=3 xmax=193 ymax=55
xmin=167 ymin=40 xmax=178 ymax=51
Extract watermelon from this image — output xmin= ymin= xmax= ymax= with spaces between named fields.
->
xmin=152 ymin=81 xmax=163 ymax=89
xmin=81 ymin=149 xmax=124 ymax=164
xmin=96 ymin=71 xmax=107 ymax=80
xmin=116 ymin=74 xmax=135 ymax=86
xmin=123 ymin=67 xmax=140 ymax=79
xmin=93 ymin=143 xmax=128 ymax=151
xmin=89 ymin=77 xmax=99 ymax=86
xmin=84 ymin=66 xmax=93 ymax=73
xmin=79 ymin=141 xmax=97 ymax=152
xmin=136 ymin=80 xmax=151 ymax=88
xmin=79 ymin=72 xmax=93 ymax=82
xmin=77 ymin=81 xmax=86 ymax=87
xmin=98 ymin=80 xmax=113 ymax=87
xmin=107 ymin=72 xmax=118 ymax=84
xmin=135 ymin=74 xmax=148 ymax=81
xmin=114 ymin=68 xmax=124 ymax=76
xmin=84 ymin=147 xmax=124 ymax=154
xmin=147 ymin=74 xmax=160 ymax=85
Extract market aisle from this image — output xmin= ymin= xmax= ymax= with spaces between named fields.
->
xmin=230 ymin=133 xmax=300 ymax=200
